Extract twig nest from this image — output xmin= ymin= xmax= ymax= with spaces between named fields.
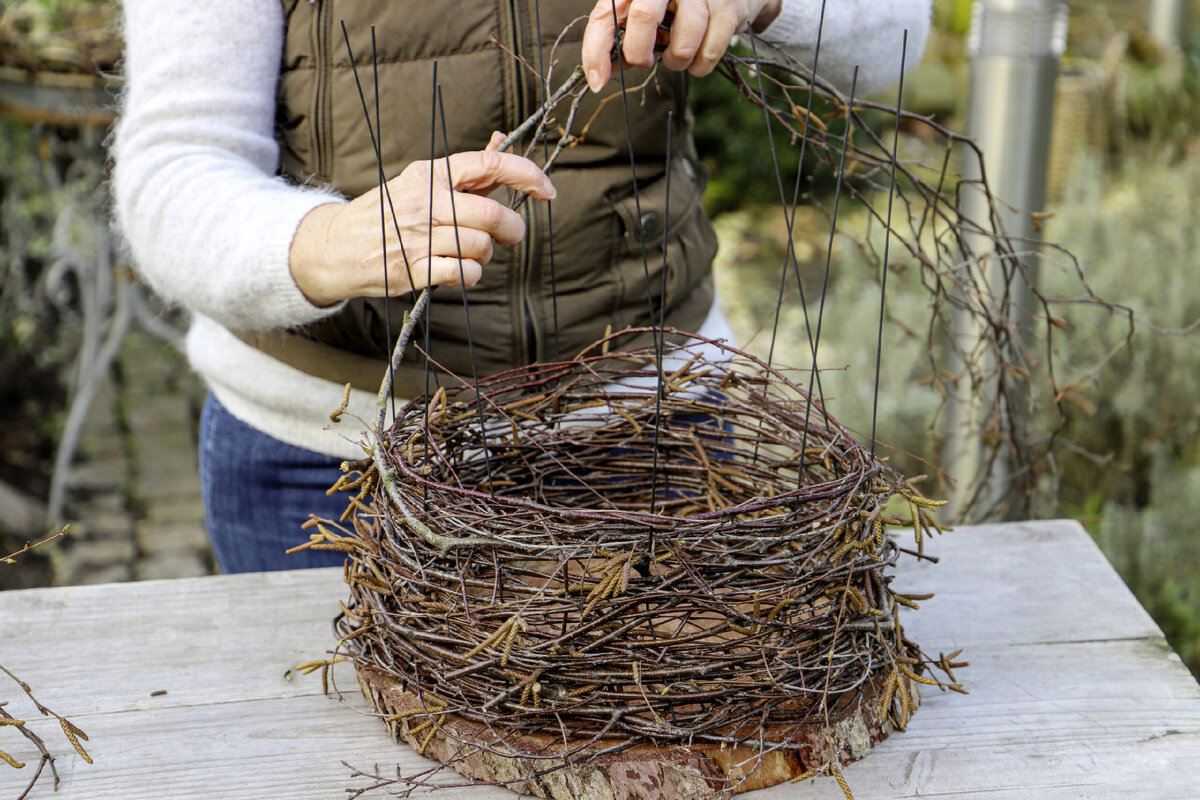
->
xmin=333 ymin=330 xmax=950 ymax=797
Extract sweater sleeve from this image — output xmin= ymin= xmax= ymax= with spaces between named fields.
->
xmin=112 ymin=0 xmax=347 ymax=332
xmin=758 ymin=0 xmax=932 ymax=95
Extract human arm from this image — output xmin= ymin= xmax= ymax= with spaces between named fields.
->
xmin=113 ymin=0 xmax=554 ymax=327
xmin=580 ymin=0 xmax=931 ymax=95
xmin=759 ymin=0 xmax=931 ymax=94
xmin=581 ymin=0 xmax=782 ymax=90
xmin=113 ymin=0 xmax=343 ymax=331
xmin=287 ymin=151 xmax=555 ymax=308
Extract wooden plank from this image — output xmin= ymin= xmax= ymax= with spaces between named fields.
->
xmin=2 ymin=520 xmax=1159 ymax=716
xmin=755 ymin=734 xmax=1200 ymax=800
xmin=767 ymin=645 xmax=1200 ymax=798
xmin=3 ymin=520 xmax=1197 ymax=800
xmin=891 ymin=519 xmax=1162 ymax=647
xmin=0 ymin=569 xmax=350 ymax=715
xmin=5 ymin=639 xmax=1197 ymax=800
xmin=3 ymin=694 xmax=515 ymax=800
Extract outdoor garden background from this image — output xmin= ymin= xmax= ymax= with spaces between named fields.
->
xmin=2 ymin=0 xmax=1199 ymax=680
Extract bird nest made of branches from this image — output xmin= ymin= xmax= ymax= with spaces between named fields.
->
xmin=311 ymin=329 xmax=961 ymax=798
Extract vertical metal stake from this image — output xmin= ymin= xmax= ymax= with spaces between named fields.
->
xmin=1147 ymin=0 xmax=1191 ymax=53
xmin=944 ymin=0 xmax=1067 ymax=521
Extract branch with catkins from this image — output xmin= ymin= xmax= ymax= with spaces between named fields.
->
xmin=2 ymin=529 xmax=93 ymax=799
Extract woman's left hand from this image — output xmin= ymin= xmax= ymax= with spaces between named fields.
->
xmin=581 ymin=0 xmax=782 ymax=91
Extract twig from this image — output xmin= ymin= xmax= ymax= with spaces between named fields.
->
xmin=495 ymin=66 xmax=586 ymax=155
xmin=1 ymin=663 xmax=93 ymax=797
xmin=2 ymin=525 xmax=69 ymax=565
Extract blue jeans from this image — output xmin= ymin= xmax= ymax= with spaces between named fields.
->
xmin=199 ymin=393 xmax=352 ymax=573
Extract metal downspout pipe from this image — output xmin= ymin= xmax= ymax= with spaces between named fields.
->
xmin=943 ymin=0 xmax=1068 ymax=521
xmin=1147 ymin=0 xmax=1191 ymax=53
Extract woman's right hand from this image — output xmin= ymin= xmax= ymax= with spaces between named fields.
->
xmin=289 ymin=148 xmax=556 ymax=308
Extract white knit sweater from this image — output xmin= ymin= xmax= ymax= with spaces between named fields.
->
xmin=113 ymin=0 xmax=930 ymax=459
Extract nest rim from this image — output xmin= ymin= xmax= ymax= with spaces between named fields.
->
xmin=382 ymin=327 xmax=890 ymax=531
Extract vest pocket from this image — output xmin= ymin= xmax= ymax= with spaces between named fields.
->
xmin=609 ymin=156 xmax=714 ymax=328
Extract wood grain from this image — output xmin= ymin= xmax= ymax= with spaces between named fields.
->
xmin=3 ymin=520 xmax=1198 ymax=800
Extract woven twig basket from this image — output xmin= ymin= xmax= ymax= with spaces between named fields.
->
xmin=318 ymin=331 xmax=949 ymax=798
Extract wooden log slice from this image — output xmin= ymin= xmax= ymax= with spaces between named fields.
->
xmin=356 ymin=665 xmax=919 ymax=799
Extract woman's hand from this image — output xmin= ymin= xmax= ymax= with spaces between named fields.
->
xmin=289 ymin=148 xmax=555 ymax=308
xmin=581 ymin=0 xmax=782 ymax=92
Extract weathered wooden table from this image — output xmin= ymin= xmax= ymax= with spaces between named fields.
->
xmin=3 ymin=520 xmax=1199 ymax=799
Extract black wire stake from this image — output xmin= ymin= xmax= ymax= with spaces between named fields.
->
xmin=650 ymin=110 xmax=675 ymax=516
xmin=422 ymin=60 xmax=439 ymax=511
xmin=744 ymin=9 xmax=830 ymax=468
xmin=870 ymin=31 xmax=909 ymax=460
xmin=746 ymin=16 xmax=823 ymax=396
xmin=341 ymin=21 xmax=417 ymax=421
xmin=607 ymin=0 xmax=669 ymax=526
xmin=438 ymin=84 xmax=495 ymax=497
xmin=798 ymin=66 xmax=859 ymax=489
xmin=609 ymin=0 xmax=662 ymax=354
xmin=531 ymin=0 xmax=562 ymax=361
xmin=759 ymin=0 xmax=829 ymax=400
xmin=370 ymin=27 xmax=396 ymax=422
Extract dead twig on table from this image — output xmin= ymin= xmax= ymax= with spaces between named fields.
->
xmin=1 ymin=664 xmax=93 ymax=799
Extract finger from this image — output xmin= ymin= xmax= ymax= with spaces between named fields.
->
xmin=485 ymin=130 xmax=506 ymax=152
xmin=751 ymin=0 xmax=782 ymax=32
xmin=690 ymin=5 xmax=740 ymax=77
xmin=432 ymin=192 xmax=526 ymax=245
xmin=622 ymin=0 xmax=671 ymax=68
xmin=418 ymin=256 xmax=484 ymax=289
xmin=438 ymin=150 xmax=556 ymax=201
xmin=661 ymin=0 xmax=708 ymax=71
xmin=582 ymin=0 xmax=627 ymax=92
xmin=427 ymin=225 xmax=495 ymax=266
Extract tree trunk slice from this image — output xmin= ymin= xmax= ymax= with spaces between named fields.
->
xmin=356 ymin=665 xmax=918 ymax=799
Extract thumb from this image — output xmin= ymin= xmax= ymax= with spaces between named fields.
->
xmin=485 ymin=130 xmax=507 ymax=152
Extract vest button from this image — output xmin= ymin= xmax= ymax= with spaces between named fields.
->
xmin=639 ymin=211 xmax=661 ymax=239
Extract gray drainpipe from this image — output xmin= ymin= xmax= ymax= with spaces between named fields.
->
xmin=1147 ymin=0 xmax=1191 ymax=52
xmin=943 ymin=0 xmax=1068 ymax=521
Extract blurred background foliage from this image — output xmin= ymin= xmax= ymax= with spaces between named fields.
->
xmin=1 ymin=0 xmax=121 ymax=584
xmin=0 ymin=0 xmax=120 ymax=73
xmin=0 ymin=119 xmax=74 ymax=500
xmin=1 ymin=0 xmax=1199 ymax=673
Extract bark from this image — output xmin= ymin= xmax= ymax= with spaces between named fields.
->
xmin=357 ymin=665 xmax=917 ymax=799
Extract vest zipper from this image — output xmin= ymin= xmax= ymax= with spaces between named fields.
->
xmin=312 ymin=0 xmax=333 ymax=182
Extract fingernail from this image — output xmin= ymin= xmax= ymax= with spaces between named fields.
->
xmin=586 ymin=69 xmax=603 ymax=93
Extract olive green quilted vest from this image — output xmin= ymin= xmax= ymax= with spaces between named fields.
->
xmin=261 ymin=0 xmax=715 ymax=394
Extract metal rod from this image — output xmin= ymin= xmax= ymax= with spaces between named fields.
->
xmin=870 ymin=30 xmax=909 ymax=460
xmin=531 ymin=0 xmax=562 ymax=361
xmin=370 ymin=27 xmax=396 ymax=422
xmin=650 ymin=110 xmax=674 ymax=515
xmin=437 ymin=85 xmax=495 ymax=497
xmin=798 ymin=66 xmax=858 ymax=489
xmin=1147 ymin=0 xmax=1191 ymax=53
xmin=943 ymin=0 xmax=1067 ymax=521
